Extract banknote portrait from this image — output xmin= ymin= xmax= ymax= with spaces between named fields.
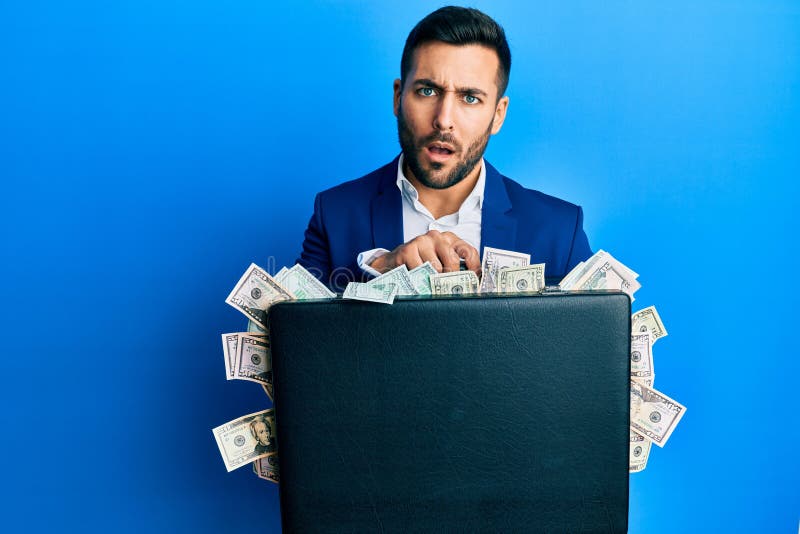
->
xmin=250 ymin=415 xmax=277 ymax=455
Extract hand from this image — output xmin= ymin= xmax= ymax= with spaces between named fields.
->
xmin=369 ymin=230 xmax=480 ymax=274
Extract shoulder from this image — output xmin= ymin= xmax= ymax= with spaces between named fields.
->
xmin=505 ymin=177 xmax=581 ymax=212
xmin=492 ymin=167 xmax=583 ymax=221
xmin=316 ymin=158 xmax=398 ymax=204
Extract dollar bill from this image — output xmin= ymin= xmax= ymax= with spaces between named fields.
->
xmin=629 ymin=430 xmax=651 ymax=473
xmin=590 ymin=249 xmax=639 ymax=279
xmin=570 ymin=255 xmax=641 ymax=299
xmin=632 ymin=306 xmax=668 ymax=344
xmin=343 ymin=282 xmax=398 ymax=304
xmin=560 ymin=250 xmax=640 ymax=292
xmin=226 ymin=263 xmax=293 ymax=329
xmin=278 ymin=264 xmax=336 ymax=300
xmin=222 ymin=332 xmax=267 ymax=380
xmin=212 ymin=409 xmax=278 ymax=472
xmin=253 ymin=456 xmax=280 ymax=484
xmin=367 ymin=265 xmax=418 ymax=296
xmin=630 ymin=380 xmax=686 ymax=447
xmin=273 ymin=266 xmax=290 ymax=285
xmin=261 ymin=383 xmax=273 ymax=400
xmin=431 ymin=271 xmax=480 ymax=296
xmin=497 ymin=263 xmax=546 ymax=293
xmin=279 ymin=263 xmax=336 ymax=300
xmin=221 ymin=333 xmax=239 ymax=380
xmin=235 ymin=334 xmax=273 ymax=395
xmin=247 ymin=319 xmax=267 ymax=334
xmin=408 ymin=261 xmax=437 ymax=295
xmin=479 ymin=247 xmax=530 ymax=293
xmin=559 ymin=250 xmax=613 ymax=290
xmin=559 ymin=261 xmax=586 ymax=289
xmin=630 ymin=332 xmax=654 ymax=384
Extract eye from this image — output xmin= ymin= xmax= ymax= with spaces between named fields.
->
xmin=417 ymin=87 xmax=437 ymax=97
xmin=463 ymin=94 xmax=480 ymax=105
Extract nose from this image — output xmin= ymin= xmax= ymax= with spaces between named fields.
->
xmin=432 ymin=92 xmax=455 ymax=132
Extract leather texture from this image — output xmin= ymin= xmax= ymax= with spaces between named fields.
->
xmin=269 ymin=291 xmax=630 ymax=533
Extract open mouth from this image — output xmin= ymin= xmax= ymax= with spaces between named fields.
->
xmin=426 ymin=143 xmax=456 ymax=160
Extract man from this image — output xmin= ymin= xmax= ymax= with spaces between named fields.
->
xmin=251 ymin=416 xmax=276 ymax=455
xmin=298 ymin=6 xmax=592 ymax=291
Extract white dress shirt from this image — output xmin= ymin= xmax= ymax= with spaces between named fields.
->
xmin=357 ymin=154 xmax=486 ymax=276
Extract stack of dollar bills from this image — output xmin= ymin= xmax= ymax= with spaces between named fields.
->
xmin=559 ymin=249 xmax=641 ymax=300
xmin=212 ymin=250 xmax=686 ymax=481
xmin=213 ymin=263 xmax=336 ymax=482
xmin=558 ymin=250 xmax=687 ymax=471
xmin=627 ymin=305 xmax=686 ymax=472
xmin=342 ymin=246 xmax=546 ymax=304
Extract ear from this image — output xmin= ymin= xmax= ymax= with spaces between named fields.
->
xmin=393 ymin=79 xmax=402 ymax=117
xmin=490 ymin=95 xmax=509 ymax=135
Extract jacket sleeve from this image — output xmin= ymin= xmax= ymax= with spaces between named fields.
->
xmin=565 ymin=206 xmax=592 ymax=272
xmin=296 ymin=193 xmax=332 ymax=285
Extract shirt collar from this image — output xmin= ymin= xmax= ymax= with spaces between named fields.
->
xmin=396 ymin=154 xmax=486 ymax=211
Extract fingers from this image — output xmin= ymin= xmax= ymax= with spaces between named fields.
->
xmin=453 ymin=241 xmax=481 ymax=273
xmin=421 ymin=232 xmax=458 ymax=272
xmin=392 ymin=243 xmax=423 ymax=271
xmin=439 ymin=231 xmax=461 ymax=245
xmin=435 ymin=239 xmax=461 ymax=272
xmin=426 ymin=230 xmax=464 ymax=272
xmin=396 ymin=231 xmax=479 ymax=274
xmin=397 ymin=233 xmax=441 ymax=271
xmin=416 ymin=239 xmax=444 ymax=272
xmin=399 ymin=248 xmax=424 ymax=271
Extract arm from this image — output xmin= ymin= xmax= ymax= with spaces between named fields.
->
xmin=296 ymin=193 xmax=332 ymax=285
xmin=565 ymin=206 xmax=592 ymax=272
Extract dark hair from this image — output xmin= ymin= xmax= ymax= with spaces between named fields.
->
xmin=400 ymin=6 xmax=511 ymax=98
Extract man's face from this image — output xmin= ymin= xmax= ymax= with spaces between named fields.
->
xmin=394 ymin=42 xmax=509 ymax=189
xmin=254 ymin=421 xmax=271 ymax=446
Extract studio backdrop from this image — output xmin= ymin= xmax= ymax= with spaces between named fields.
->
xmin=1 ymin=1 xmax=797 ymax=532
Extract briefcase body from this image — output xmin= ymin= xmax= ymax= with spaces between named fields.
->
xmin=269 ymin=291 xmax=630 ymax=533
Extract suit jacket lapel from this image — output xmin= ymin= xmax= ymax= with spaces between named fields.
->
xmin=370 ymin=157 xmax=516 ymax=254
xmin=371 ymin=155 xmax=404 ymax=250
xmin=480 ymin=160 xmax=517 ymax=255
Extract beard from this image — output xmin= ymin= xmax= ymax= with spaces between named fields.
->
xmin=397 ymin=101 xmax=493 ymax=190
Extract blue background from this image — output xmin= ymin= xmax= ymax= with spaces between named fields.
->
xmin=1 ymin=1 xmax=797 ymax=532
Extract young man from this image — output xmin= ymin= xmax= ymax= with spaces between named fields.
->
xmin=298 ymin=6 xmax=592 ymax=291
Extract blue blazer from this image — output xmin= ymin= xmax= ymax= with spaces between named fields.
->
xmin=297 ymin=156 xmax=592 ymax=291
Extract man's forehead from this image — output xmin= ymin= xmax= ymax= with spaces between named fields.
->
xmin=409 ymin=42 xmax=500 ymax=92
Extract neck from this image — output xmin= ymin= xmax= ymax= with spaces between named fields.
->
xmin=405 ymin=160 xmax=482 ymax=220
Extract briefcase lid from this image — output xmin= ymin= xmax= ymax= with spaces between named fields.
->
xmin=269 ymin=291 xmax=630 ymax=533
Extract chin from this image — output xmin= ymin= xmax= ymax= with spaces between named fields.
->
xmin=419 ymin=173 xmax=460 ymax=190
xmin=422 ymin=164 xmax=452 ymax=183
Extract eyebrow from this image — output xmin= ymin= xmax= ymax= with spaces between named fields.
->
xmin=413 ymin=78 xmax=488 ymax=97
